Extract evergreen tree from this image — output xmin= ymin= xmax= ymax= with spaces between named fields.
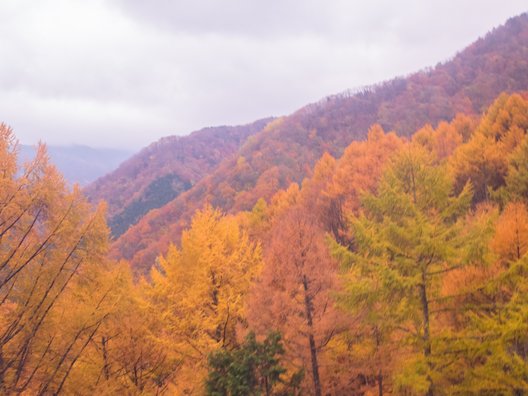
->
xmin=206 ymin=332 xmax=287 ymax=396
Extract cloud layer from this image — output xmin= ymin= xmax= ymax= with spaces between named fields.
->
xmin=0 ymin=0 xmax=526 ymax=148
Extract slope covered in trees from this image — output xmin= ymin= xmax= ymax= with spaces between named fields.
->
xmin=112 ymin=13 xmax=528 ymax=271
xmin=244 ymin=92 xmax=528 ymax=394
xmin=84 ymin=118 xmax=272 ymax=238
xmin=3 ymin=92 xmax=528 ymax=394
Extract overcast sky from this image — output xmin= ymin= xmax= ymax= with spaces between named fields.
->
xmin=0 ymin=1 xmax=526 ymax=149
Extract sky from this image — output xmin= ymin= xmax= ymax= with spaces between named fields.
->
xmin=0 ymin=1 xmax=526 ymax=150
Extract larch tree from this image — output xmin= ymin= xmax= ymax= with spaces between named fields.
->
xmin=63 ymin=260 xmax=177 ymax=395
xmin=453 ymin=205 xmax=528 ymax=394
xmin=450 ymin=93 xmax=528 ymax=203
xmin=325 ymin=125 xmax=403 ymax=245
xmin=0 ymin=124 xmax=114 ymax=394
xmin=491 ymin=201 xmax=528 ymax=265
xmin=504 ymin=136 xmax=528 ymax=203
xmin=341 ymin=145 xmax=475 ymax=395
xmin=249 ymin=205 xmax=342 ymax=396
xmin=147 ymin=205 xmax=262 ymax=393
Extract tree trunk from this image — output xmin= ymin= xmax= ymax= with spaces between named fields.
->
xmin=102 ymin=336 xmax=110 ymax=380
xmin=303 ymin=275 xmax=322 ymax=396
xmin=419 ymin=270 xmax=433 ymax=396
xmin=374 ymin=326 xmax=383 ymax=396
xmin=0 ymin=347 xmax=5 ymax=394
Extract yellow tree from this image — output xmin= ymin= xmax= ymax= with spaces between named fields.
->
xmin=504 ymin=136 xmax=528 ymax=203
xmin=148 ymin=205 xmax=262 ymax=393
xmin=450 ymin=203 xmax=528 ymax=394
xmin=48 ymin=258 xmax=178 ymax=395
xmin=0 ymin=124 xmax=114 ymax=394
xmin=450 ymin=93 xmax=528 ymax=203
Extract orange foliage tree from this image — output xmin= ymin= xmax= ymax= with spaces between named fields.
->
xmin=249 ymin=204 xmax=344 ymax=396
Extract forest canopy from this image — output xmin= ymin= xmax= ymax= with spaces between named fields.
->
xmin=2 ymin=91 xmax=528 ymax=394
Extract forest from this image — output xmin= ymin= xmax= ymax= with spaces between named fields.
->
xmin=2 ymin=91 xmax=528 ymax=395
xmin=105 ymin=13 xmax=528 ymax=273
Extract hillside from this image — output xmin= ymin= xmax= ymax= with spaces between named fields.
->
xmin=5 ymin=6 xmax=528 ymax=394
xmin=112 ymin=13 xmax=528 ymax=271
xmin=84 ymin=119 xmax=272 ymax=237
xmin=19 ymin=144 xmax=131 ymax=186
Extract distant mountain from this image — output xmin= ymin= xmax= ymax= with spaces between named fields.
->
xmin=19 ymin=144 xmax=131 ymax=186
xmin=84 ymin=119 xmax=272 ymax=238
xmin=109 ymin=13 xmax=528 ymax=272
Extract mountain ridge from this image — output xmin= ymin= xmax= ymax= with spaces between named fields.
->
xmin=110 ymin=13 xmax=528 ymax=271
xmin=84 ymin=118 xmax=273 ymax=237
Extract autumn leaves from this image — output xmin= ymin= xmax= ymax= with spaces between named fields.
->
xmin=1 ymin=92 xmax=528 ymax=394
xmin=0 ymin=124 xmax=117 ymax=394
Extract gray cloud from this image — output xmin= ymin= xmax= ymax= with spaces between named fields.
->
xmin=0 ymin=0 xmax=526 ymax=149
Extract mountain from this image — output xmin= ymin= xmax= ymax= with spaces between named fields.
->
xmin=19 ymin=144 xmax=131 ymax=186
xmin=109 ymin=13 xmax=528 ymax=272
xmin=84 ymin=119 xmax=272 ymax=237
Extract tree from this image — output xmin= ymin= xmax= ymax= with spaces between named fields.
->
xmin=491 ymin=201 xmax=528 ymax=265
xmin=452 ymin=256 xmax=528 ymax=394
xmin=342 ymin=146 xmax=474 ymax=395
xmin=148 ymin=205 xmax=262 ymax=393
xmin=330 ymin=236 xmax=400 ymax=396
xmin=325 ymin=125 xmax=403 ymax=244
xmin=206 ymin=331 xmax=287 ymax=396
xmin=450 ymin=93 xmax=528 ymax=203
xmin=476 ymin=93 xmax=528 ymax=143
xmin=0 ymin=124 xmax=114 ymax=394
xmin=450 ymin=132 xmax=508 ymax=202
xmin=412 ymin=119 xmax=466 ymax=162
xmin=505 ymin=136 xmax=528 ymax=203
xmin=69 ymin=262 xmax=179 ymax=395
xmin=249 ymin=206 xmax=342 ymax=396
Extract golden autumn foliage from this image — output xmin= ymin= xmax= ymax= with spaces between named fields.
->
xmin=449 ymin=93 xmax=528 ymax=202
xmin=491 ymin=201 xmax=528 ymax=264
xmin=0 ymin=124 xmax=122 ymax=394
xmin=147 ymin=206 xmax=262 ymax=393
xmin=3 ymin=82 xmax=528 ymax=396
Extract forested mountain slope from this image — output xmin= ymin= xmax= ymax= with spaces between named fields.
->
xmin=113 ymin=13 xmax=528 ymax=271
xmin=84 ymin=119 xmax=272 ymax=237
xmin=3 ymin=90 xmax=528 ymax=395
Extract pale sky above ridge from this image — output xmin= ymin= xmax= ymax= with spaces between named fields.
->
xmin=0 ymin=0 xmax=526 ymax=149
